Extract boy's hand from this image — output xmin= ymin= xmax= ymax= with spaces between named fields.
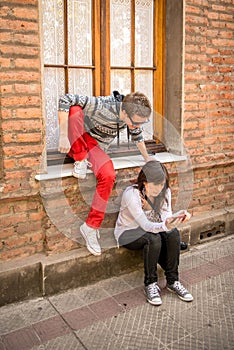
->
xmin=58 ymin=135 xmax=70 ymax=153
xmin=58 ymin=110 xmax=70 ymax=153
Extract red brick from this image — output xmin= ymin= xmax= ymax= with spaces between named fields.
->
xmin=5 ymin=235 xmax=29 ymax=249
xmin=14 ymin=33 xmax=40 ymax=45
xmin=1 ymin=96 xmax=41 ymax=108
xmin=0 ymin=84 xmax=14 ymax=94
xmin=18 ymin=157 xmax=40 ymax=167
xmin=211 ymin=4 xmax=228 ymax=12
xmin=3 ymin=159 xmax=16 ymax=169
xmin=15 ymin=58 xmax=40 ymax=69
xmin=0 ymin=227 xmax=15 ymax=240
xmin=15 ymin=83 xmax=41 ymax=94
xmin=4 ymin=145 xmax=42 ymax=157
xmin=2 ymin=120 xmax=42 ymax=132
xmin=1 ymin=213 xmax=28 ymax=227
xmin=2 ymin=44 xmax=40 ymax=56
xmin=0 ymin=71 xmax=40 ymax=82
xmin=15 ymin=108 xmax=41 ymax=119
xmin=0 ymin=0 xmax=37 ymax=4
xmin=1 ymin=18 xmax=38 ymax=32
xmin=17 ymin=133 xmax=42 ymax=143
xmin=10 ymin=6 xmax=38 ymax=21
xmin=212 ymin=38 xmax=234 ymax=47
xmin=0 ymin=57 xmax=13 ymax=69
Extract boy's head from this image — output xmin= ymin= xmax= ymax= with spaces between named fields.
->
xmin=121 ymin=92 xmax=152 ymax=127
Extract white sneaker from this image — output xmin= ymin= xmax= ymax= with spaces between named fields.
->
xmin=80 ymin=223 xmax=101 ymax=256
xmin=72 ymin=159 xmax=91 ymax=179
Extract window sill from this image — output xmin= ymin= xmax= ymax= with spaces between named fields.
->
xmin=35 ymin=152 xmax=187 ymax=181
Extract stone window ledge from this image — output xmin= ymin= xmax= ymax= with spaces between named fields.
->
xmin=35 ymin=152 xmax=187 ymax=181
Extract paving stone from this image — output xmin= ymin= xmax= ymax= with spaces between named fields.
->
xmin=103 ymin=308 xmax=166 ymax=350
xmin=21 ymin=298 xmax=58 ymax=324
xmin=33 ymin=316 xmax=70 ymax=343
xmin=112 ymin=287 xmax=145 ymax=310
xmin=63 ymin=306 xmax=99 ymax=330
xmin=30 ymin=333 xmax=85 ymax=350
xmin=73 ymin=284 xmax=110 ymax=305
xmin=0 ymin=339 xmax=6 ymax=350
xmin=75 ymin=321 xmax=122 ymax=350
xmin=98 ymin=276 xmax=133 ymax=296
xmin=2 ymin=326 xmax=40 ymax=350
xmin=89 ymin=297 xmax=124 ymax=321
xmin=49 ymin=290 xmax=85 ymax=314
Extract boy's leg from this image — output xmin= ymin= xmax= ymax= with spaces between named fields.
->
xmin=85 ymin=141 xmax=116 ymax=228
xmin=68 ymin=106 xmax=98 ymax=161
xmin=79 ymin=141 xmax=115 ymax=256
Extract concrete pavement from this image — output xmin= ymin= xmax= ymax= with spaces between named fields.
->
xmin=0 ymin=234 xmax=233 ymax=350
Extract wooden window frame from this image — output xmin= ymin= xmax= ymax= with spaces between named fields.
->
xmin=46 ymin=0 xmax=166 ymax=165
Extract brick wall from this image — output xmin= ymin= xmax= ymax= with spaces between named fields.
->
xmin=184 ymin=0 xmax=234 ymax=163
xmin=0 ymin=0 xmax=45 ymax=259
xmin=183 ymin=0 xmax=234 ymax=213
xmin=0 ymin=0 xmax=233 ymax=261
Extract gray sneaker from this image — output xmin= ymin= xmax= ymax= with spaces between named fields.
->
xmin=80 ymin=223 xmax=101 ymax=256
xmin=144 ymin=282 xmax=162 ymax=306
xmin=167 ymin=281 xmax=193 ymax=302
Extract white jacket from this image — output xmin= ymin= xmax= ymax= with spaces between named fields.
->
xmin=114 ymin=185 xmax=172 ymax=242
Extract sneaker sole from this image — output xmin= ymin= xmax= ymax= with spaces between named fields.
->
xmin=80 ymin=226 xmax=101 ymax=256
xmin=166 ymin=286 xmax=193 ymax=302
xmin=72 ymin=172 xmax=86 ymax=179
xmin=147 ymin=298 xmax=162 ymax=306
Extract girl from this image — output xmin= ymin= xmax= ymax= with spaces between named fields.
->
xmin=114 ymin=161 xmax=193 ymax=305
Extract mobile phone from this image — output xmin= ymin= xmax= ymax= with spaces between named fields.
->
xmin=178 ymin=214 xmax=186 ymax=222
xmin=172 ymin=213 xmax=186 ymax=221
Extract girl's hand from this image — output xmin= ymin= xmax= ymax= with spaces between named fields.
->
xmin=165 ymin=217 xmax=184 ymax=231
xmin=165 ymin=210 xmax=192 ymax=230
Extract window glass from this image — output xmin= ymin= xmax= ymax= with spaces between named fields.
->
xmin=42 ymin=0 xmax=64 ymax=65
xmin=67 ymin=0 xmax=92 ymax=65
xmin=44 ymin=68 xmax=64 ymax=150
xmin=135 ymin=70 xmax=153 ymax=139
xmin=110 ymin=0 xmax=131 ymax=67
xmin=68 ymin=69 xmax=93 ymax=95
xmin=135 ymin=0 xmax=154 ymax=67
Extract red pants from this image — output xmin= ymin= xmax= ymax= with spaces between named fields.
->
xmin=68 ymin=106 xmax=116 ymax=229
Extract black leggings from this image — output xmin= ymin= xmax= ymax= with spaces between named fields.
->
xmin=119 ymin=228 xmax=181 ymax=286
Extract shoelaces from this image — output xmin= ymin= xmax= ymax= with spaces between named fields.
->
xmin=174 ymin=281 xmax=188 ymax=295
xmin=148 ymin=283 xmax=160 ymax=297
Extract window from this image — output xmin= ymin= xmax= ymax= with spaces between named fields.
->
xmin=41 ymin=0 xmax=166 ymax=163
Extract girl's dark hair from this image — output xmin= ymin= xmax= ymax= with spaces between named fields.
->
xmin=137 ymin=161 xmax=170 ymax=212
xmin=122 ymin=92 xmax=152 ymax=118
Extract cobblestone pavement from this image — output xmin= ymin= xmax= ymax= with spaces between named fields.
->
xmin=0 ymin=235 xmax=233 ymax=350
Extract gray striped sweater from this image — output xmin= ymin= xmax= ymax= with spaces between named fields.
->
xmin=58 ymin=91 xmax=144 ymax=150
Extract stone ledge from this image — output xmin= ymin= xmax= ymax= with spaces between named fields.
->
xmin=0 ymin=206 xmax=233 ymax=306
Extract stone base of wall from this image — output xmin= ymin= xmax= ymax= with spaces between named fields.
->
xmin=0 ymin=206 xmax=233 ymax=307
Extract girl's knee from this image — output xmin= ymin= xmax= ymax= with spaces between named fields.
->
xmin=168 ymin=228 xmax=180 ymax=243
xmin=147 ymin=233 xmax=161 ymax=248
